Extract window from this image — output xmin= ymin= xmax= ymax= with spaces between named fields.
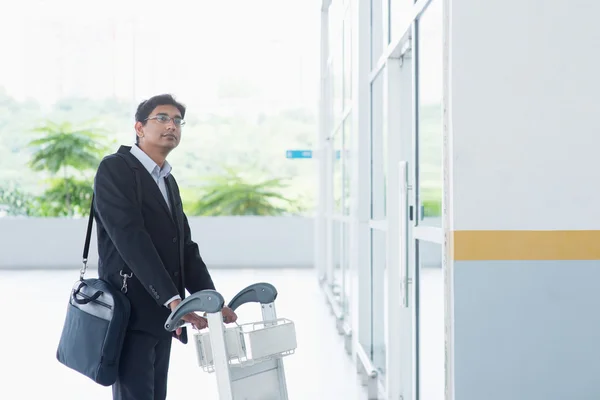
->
xmin=371 ymin=0 xmax=384 ymax=67
xmin=389 ymin=0 xmax=412 ymax=44
xmin=343 ymin=7 xmax=352 ymax=111
xmin=343 ymin=117 xmax=352 ymax=215
xmin=417 ymin=0 xmax=443 ymax=226
xmin=330 ymin=2 xmax=344 ymax=124
xmin=333 ymin=129 xmax=343 ymax=214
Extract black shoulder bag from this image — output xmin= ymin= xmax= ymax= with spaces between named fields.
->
xmin=56 ymin=153 xmax=142 ymax=386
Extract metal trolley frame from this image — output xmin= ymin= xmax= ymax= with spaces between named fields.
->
xmin=165 ymin=283 xmax=297 ymax=400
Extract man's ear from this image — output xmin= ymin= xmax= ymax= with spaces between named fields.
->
xmin=134 ymin=121 xmax=144 ymax=138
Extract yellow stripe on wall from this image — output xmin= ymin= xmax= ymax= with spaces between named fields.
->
xmin=452 ymin=230 xmax=600 ymax=261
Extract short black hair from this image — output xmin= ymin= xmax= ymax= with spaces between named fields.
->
xmin=135 ymin=94 xmax=186 ymax=124
xmin=135 ymin=94 xmax=186 ymax=143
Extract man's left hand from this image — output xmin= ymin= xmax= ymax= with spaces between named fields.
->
xmin=222 ymin=306 xmax=238 ymax=324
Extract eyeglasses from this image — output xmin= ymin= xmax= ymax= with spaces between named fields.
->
xmin=146 ymin=114 xmax=186 ymax=127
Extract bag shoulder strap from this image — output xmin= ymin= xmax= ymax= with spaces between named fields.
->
xmin=81 ymin=152 xmax=143 ymax=277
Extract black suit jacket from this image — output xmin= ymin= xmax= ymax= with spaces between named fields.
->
xmin=93 ymin=145 xmax=215 ymax=344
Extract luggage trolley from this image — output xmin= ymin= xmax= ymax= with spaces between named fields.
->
xmin=164 ymin=283 xmax=297 ymax=400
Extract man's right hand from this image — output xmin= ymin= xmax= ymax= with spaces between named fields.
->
xmin=168 ymin=299 xmax=208 ymax=335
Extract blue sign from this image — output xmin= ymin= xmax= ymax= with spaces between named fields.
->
xmin=285 ymin=150 xmax=343 ymax=159
xmin=286 ymin=150 xmax=313 ymax=159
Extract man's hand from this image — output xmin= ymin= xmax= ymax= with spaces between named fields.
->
xmin=222 ymin=306 xmax=238 ymax=324
xmin=168 ymin=299 xmax=208 ymax=335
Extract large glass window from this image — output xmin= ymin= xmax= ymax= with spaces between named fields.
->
xmin=417 ymin=0 xmax=443 ymax=226
xmin=321 ymin=0 xmax=448 ymax=397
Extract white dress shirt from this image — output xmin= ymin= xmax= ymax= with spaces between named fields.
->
xmin=129 ymin=144 xmax=181 ymax=308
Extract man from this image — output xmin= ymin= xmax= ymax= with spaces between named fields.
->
xmin=93 ymin=94 xmax=237 ymax=400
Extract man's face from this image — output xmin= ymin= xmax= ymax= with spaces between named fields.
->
xmin=135 ymin=105 xmax=184 ymax=151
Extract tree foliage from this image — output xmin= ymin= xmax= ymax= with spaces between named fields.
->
xmin=189 ymin=168 xmax=302 ymax=216
xmin=23 ymin=120 xmax=110 ymax=216
xmin=0 ymin=86 xmax=320 ymax=218
xmin=0 ymin=185 xmax=38 ymax=217
xmin=34 ymin=178 xmax=94 ymax=217
xmin=27 ymin=121 xmax=109 ymax=174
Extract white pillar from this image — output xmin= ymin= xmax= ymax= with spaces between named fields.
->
xmin=447 ymin=0 xmax=600 ymax=399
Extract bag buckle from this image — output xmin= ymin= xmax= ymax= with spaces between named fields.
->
xmin=120 ymin=270 xmax=133 ymax=293
xmin=80 ymin=259 xmax=88 ymax=280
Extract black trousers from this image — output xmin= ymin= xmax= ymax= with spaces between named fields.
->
xmin=112 ymin=330 xmax=173 ymax=400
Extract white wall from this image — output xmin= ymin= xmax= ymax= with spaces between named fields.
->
xmin=0 ymin=216 xmax=315 ymax=269
xmin=449 ymin=1 xmax=600 ymax=399
xmin=450 ymin=0 xmax=600 ymax=231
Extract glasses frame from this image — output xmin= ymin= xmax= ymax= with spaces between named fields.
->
xmin=146 ymin=113 xmax=186 ymax=127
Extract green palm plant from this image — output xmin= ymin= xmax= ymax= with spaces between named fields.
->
xmin=27 ymin=120 xmax=110 ymax=216
xmin=189 ymin=168 xmax=301 ymax=216
xmin=33 ymin=177 xmax=94 ymax=217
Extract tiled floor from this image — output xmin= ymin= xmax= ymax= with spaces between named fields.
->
xmin=0 ymin=268 xmax=367 ymax=400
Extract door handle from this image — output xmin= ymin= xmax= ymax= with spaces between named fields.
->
xmin=399 ymin=161 xmax=410 ymax=308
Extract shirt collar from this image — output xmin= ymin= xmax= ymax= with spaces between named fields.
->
xmin=129 ymin=144 xmax=172 ymax=178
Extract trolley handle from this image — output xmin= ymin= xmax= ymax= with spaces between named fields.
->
xmin=227 ymin=282 xmax=278 ymax=312
xmin=164 ymin=289 xmax=225 ymax=332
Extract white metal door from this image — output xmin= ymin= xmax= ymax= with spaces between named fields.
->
xmin=381 ymin=45 xmax=416 ymax=399
xmin=412 ymin=1 xmax=446 ymax=398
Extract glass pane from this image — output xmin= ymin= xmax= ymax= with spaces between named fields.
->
xmin=342 ymin=117 xmax=352 ymax=216
xmin=341 ymin=220 xmax=352 ymax=318
xmin=417 ymin=0 xmax=443 ymax=226
xmin=389 ymin=0 xmax=412 ymax=44
xmin=371 ymin=228 xmax=387 ymax=375
xmin=330 ymin=3 xmax=344 ymax=124
xmin=370 ymin=0 xmax=384 ymax=68
xmin=343 ymin=8 xmax=352 ymax=111
xmin=371 ymin=70 xmax=386 ymax=219
xmin=330 ymin=219 xmax=343 ymax=305
xmin=333 ymin=130 xmax=342 ymax=214
xmin=417 ymin=239 xmax=444 ymax=400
